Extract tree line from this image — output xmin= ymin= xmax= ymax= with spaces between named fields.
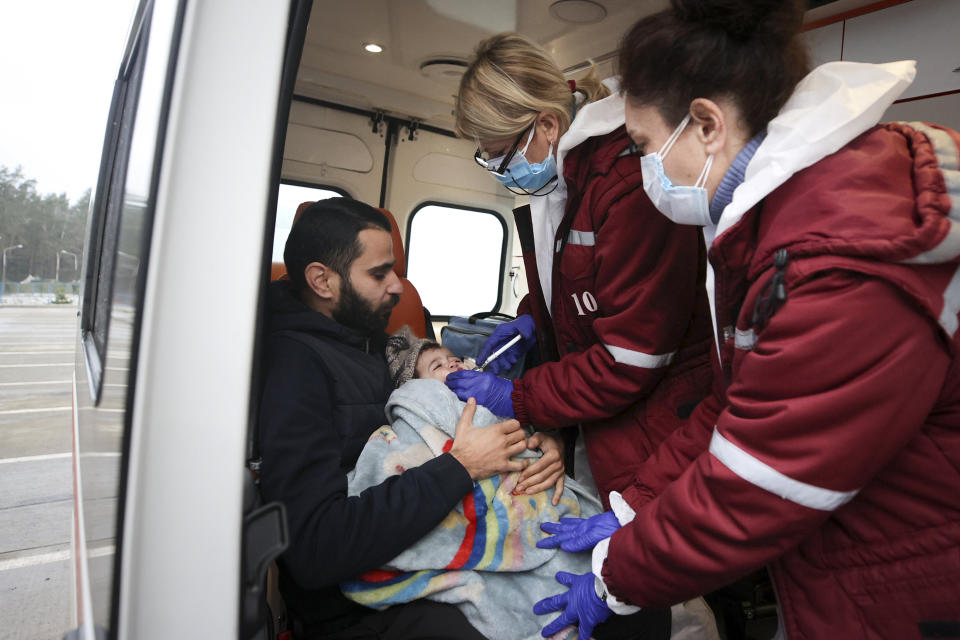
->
xmin=0 ymin=166 xmax=88 ymax=283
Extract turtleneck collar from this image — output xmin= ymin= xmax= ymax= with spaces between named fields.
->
xmin=708 ymin=131 xmax=767 ymax=224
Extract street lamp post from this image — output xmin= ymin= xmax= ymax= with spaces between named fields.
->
xmin=56 ymin=250 xmax=78 ymax=282
xmin=1 ymin=244 xmax=25 ymax=303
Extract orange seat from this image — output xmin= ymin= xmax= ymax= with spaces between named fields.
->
xmin=272 ymin=201 xmax=430 ymax=338
xmin=269 ymin=262 xmax=289 ymax=281
xmin=378 ymin=208 xmax=429 ymax=339
xmin=269 ymin=201 xmax=313 ymax=281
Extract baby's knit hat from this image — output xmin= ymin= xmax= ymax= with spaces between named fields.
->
xmin=385 ymin=326 xmax=438 ymax=387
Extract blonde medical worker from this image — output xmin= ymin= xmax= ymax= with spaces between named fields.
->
xmin=447 ymin=32 xmax=715 ymax=514
xmin=535 ymin=1 xmax=960 ymax=639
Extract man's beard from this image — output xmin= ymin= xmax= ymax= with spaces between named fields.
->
xmin=332 ymin=276 xmax=400 ymax=336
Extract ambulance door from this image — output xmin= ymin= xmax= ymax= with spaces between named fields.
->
xmin=71 ymin=0 xmax=294 ymax=637
xmin=71 ymin=1 xmax=185 ymax=636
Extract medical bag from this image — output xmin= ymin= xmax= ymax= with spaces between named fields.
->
xmin=440 ymin=312 xmax=525 ymax=379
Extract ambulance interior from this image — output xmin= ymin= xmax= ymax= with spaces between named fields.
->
xmin=268 ymin=0 xmax=960 ymax=333
xmin=64 ymin=1 xmax=960 ymax=638
xmin=247 ymin=0 xmax=960 ymax=635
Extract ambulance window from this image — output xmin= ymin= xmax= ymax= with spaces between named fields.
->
xmin=273 ymin=181 xmax=347 ymax=261
xmin=406 ymin=203 xmax=506 ymax=317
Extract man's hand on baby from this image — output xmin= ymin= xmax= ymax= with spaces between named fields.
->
xmin=449 ymin=398 xmax=527 ymax=481
xmin=537 ymin=511 xmax=621 ymax=553
xmin=446 ymin=370 xmax=515 ymax=418
xmin=516 ymin=432 xmax=565 ymax=506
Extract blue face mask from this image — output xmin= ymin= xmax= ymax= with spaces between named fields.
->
xmin=640 ymin=114 xmax=714 ymax=226
xmin=487 ymin=126 xmax=558 ymax=195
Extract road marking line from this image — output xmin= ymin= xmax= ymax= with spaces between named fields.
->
xmin=0 ymin=363 xmax=71 ymax=368
xmin=0 ymin=351 xmax=73 ymax=355
xmin=0 ymin=406 xmax=71 ymax=415
xmin=0 ymin=380 xmax=71 ymax=386
xmin=0 ymin=550 xmax=70 ymax=571
xmin=0 ymin=545 xmax=115 ymax=572
xmin=0 ymin=452 xmax=70 ymax=464
xmin=0 ymin=347 xmax=73 ymax=351
xmin=0 ymin=452 xmax=121 ymax=465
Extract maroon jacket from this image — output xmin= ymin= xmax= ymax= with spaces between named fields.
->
xmin=511 ymin=126 xmax=714 ymax=498
xmin=606 ymin=123 xmax=960 ymax=639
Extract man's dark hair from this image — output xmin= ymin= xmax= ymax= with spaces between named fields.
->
xmin=283 ymin=197 xmax=391 ymax=291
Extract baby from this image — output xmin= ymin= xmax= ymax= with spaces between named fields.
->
xmin=342 ymin=325 xmax=600 ymax=640
xmin=385 ymin=326 xmax=475 ymax=387
xmin=385 ymin=325 xmax=564 ymax=502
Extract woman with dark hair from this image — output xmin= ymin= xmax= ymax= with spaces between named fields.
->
xmin=534 ymin=1 xmax=960 ymax=638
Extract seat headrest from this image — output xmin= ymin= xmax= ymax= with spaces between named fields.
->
xmin=294 ymin=200 xmax=312 ymax=227
xmin=377 ymin=208 xmax=406 ymax=279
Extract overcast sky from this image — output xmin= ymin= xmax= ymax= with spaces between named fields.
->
xmin=0 ymin=1 xmax=137 ymax=202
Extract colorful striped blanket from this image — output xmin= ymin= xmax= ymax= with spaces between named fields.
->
xmin=342 ymin=379 xmax=602 ymax=640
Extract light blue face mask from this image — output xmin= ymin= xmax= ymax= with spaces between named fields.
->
xmin=490 ymin=126 xmax=558 ymax=195
xmin=640 ymin=114 xmax=715 ymax=226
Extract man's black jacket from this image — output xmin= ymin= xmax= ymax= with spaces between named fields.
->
xmin=257 ymin=281 xmax=473 ymax=634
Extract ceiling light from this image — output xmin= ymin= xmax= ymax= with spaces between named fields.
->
xmin=549 ymin=0 xmax=607 ymax=24
xmin=364 ymin=43 xmax=383 ymax=54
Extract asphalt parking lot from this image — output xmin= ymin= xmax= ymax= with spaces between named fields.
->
xmin=0 ymin=304 xmax=78 ymax=640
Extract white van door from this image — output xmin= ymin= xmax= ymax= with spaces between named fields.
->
xmin=70 ymin=1 xmax=294 ymax=638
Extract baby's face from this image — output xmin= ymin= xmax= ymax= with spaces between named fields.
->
xmin=415 ymin=347 xmax=464 ymax=383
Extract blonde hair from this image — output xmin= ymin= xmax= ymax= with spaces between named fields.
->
xmin=454 ymin=32 xmax=611 ymax=144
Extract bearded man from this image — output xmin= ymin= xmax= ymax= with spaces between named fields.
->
xmin=258 ymin=198 xmax=526 ymax=639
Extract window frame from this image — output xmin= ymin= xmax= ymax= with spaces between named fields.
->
xmin=404 ymin=200 xmax=508 ymax=320
xmin=271 ymin=179 xmax=350 ymax=263
xmin=80 ymin=4 xmax=153 ymax=404
xmin=248 ymin=0 xmax=315 ymax=471
xmin=279 ymin=177 xmax=350 ymax=197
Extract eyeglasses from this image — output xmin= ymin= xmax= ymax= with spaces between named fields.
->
xmin=473 ymin=125 xmax=534 ymax=177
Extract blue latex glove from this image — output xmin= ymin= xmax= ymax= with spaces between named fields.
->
xmin=534 ymin=571 xmax=612 ymax=639
xmin=476 ymin=314 xmax=537 ymax=374
xmin=537 ymin=511 xmax=621 ymax=553
xmin=446 ymin=370 xmax=515 ymax=418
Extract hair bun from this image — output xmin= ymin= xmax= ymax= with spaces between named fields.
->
xmin=671 ymin=0 xmax=804 ymax=41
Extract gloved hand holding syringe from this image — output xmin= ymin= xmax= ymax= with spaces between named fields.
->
xmin=475 ymin=334 xmax=522 ymax=372
xmin=448 ymin=315 xmax=537 ymax=418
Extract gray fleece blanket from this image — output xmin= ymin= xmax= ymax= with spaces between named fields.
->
xmin=340 ymin=379 xmax=602 ymax=640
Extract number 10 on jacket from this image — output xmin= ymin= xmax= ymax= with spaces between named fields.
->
xmin=571 ymin=291 xmax=598 ymax=316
